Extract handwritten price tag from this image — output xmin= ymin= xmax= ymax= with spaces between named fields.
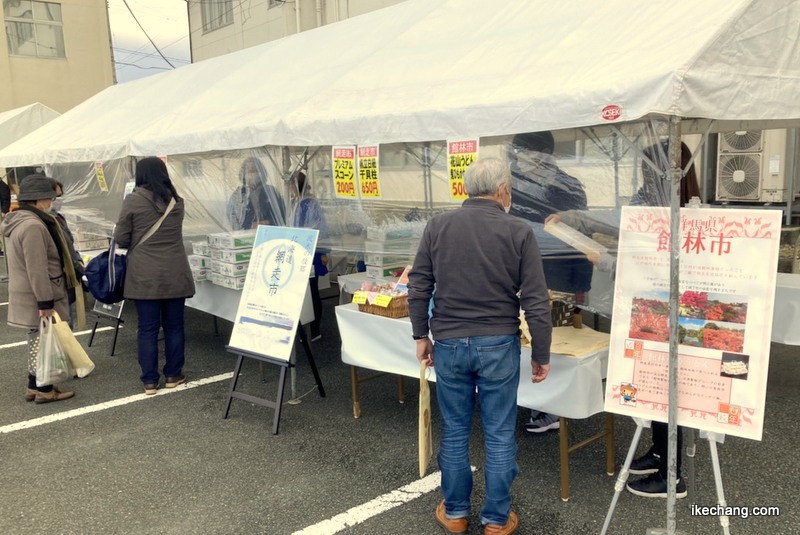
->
xmin=374 ymin=294 xmax=393 ymax=307
xmin=352 ymin=291 xmax=368 ymax=305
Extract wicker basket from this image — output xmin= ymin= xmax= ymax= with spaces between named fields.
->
xmin=357 ymin=295 xmax=409 ymax=318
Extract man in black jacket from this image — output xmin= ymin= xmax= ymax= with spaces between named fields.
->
xmin=508 ymin=131 xmax=594 ymax=433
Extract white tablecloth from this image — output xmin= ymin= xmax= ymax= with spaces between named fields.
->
xmin=187 ymin=280 xmax=314 ymax=325
xmin=336 ymin=303 xmax=609 ymax=419
xmin=772 ymin=273 xmax=800 ymax=345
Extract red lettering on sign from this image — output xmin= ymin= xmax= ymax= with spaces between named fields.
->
xmin=602 ymin=105 xmax=622 ymax=121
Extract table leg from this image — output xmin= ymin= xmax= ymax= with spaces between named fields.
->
xmin=397 ymin=376 xmax=405 ymax=404
xmin=559 ymin=417 xmax=570 ymax=502
xmin=350 ymin=366 xmax=361 ymax=418
xmin=605 ymin=413 xmax=616 ymax=475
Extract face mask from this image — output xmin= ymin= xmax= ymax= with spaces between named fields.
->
xmin=51 ymin=199 xmax=63 ymax=212
xmin=504 ymin=202 xmax=511 ymax=214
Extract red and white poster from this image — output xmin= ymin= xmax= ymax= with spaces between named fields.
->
xmin=604 ymin=207 xmax=781 ymax=440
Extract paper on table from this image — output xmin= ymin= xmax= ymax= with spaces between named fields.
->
xmin=550 ymin=325 xmax=610 ymax=356
xmin=520 ymin=312 xmax=609 ymax=355
xmin=544 ymin=220 xmax=608 ymax=257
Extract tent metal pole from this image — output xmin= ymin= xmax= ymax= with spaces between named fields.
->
xmin=666 ymin=116 xmax=682 ymax=535
xmin=423 ymin=142 xmax=433 ymax=217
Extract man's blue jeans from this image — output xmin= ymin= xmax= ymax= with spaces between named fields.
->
xmin=433 ymin=333 xmax=520 ymax=526
xmin=134 ymin=298 xmax=186 ymax=384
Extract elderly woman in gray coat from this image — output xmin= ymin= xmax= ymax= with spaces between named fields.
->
xmin=1 ymin=175 xmax=77 ymax=403
xmin=114 ymin=157 xmax=195 ymax=395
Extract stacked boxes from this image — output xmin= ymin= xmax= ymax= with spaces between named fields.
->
xmin=549 ymin=291 xmax=576 ymax=327
xmin=363 ymin=230 xmax=417 ymax=279
xmin=206 ymin=230 xmax=255 ymax=290
xmin=189 ymin=242 xmax=210 ymax=282
xmin=73 ymin=231 xmax=109 ymax=252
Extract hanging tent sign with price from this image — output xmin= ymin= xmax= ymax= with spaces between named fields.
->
xmin=357 ymin=145 xmax=381 ymax=199
xmin=447 ymin=140 xmax=478 ymax=202
xmin=332 ymin=146 xmax=358 ymax=199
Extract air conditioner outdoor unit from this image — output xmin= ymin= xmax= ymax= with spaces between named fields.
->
xmin=716 ymin=129 xmax=789 ymax=203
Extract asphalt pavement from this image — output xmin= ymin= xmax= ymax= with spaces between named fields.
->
xmin=0 ymin=274 xmax=797 ymax=535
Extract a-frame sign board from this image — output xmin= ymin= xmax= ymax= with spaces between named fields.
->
xmin=223 ymin=325 xmax=325 ymax=435
xmin=220 ymin=225 xmax=323 ymax=434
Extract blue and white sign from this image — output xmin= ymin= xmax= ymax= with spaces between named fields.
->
xmin=229 ymin=226 xmax=319 ymax=362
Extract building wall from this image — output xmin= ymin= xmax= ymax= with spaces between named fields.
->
xmin=0 ymin=0 xmax=115 ymax=113
xmin=188 ymin=0 xmax=407 ymax=63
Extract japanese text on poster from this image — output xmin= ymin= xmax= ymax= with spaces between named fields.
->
xmin=357 ymin=145 xmax=381 ymax=199
xmin=332 ymin=146 xmax=358 ymax=199
xmin=95 ymin=162 xmax=108 ymax=192
xmin=447 ymin=140 xmax=478 ymax=202
xmin=229 ymin=226 xmax=319 ymax=362
xmin=604 ymin=207 xmax=781 ymax=440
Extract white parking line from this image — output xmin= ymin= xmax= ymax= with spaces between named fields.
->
xmin=291 ymin=471 xmax=443 ymax=535
xmin=0 ymin=326 xmax=117 ymax=350
xmin=0 ymin=372 xmax=233 ymax=434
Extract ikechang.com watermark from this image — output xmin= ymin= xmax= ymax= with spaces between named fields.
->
xmin=690 ymin=504 xmax=781 ymax=519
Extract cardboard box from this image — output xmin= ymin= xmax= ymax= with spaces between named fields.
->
xmin=364 ymin=252 xmax=414 ymax=267
xmin=210 ymin=272 xmax=246 ymax=290
xmin=191 ymin=267 xmax=208 ymax=282
xmin=366 ymin=264 xmax=407 ymax=278
xmin=207 ymin=230 xmax=256 ymax=249
xmin=210 ymin=248 xmax=252 ymax=263
xmin=188 ymin=255 xmax=208 ymax=268
xmin=192 ymin=241 xmax=210 ymax=256
xmin=363 ymin=239 xmax=418 ymax=254
xmin=210 ymin=258 xmax=249 ymax=276
xmin=74 ymin=238 xmax=109 ymax=251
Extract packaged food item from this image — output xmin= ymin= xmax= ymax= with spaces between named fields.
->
xmin=353 ymin=281 xmax=409 ymax=318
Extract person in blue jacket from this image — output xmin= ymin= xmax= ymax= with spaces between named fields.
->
xmin=291 ymin=171 xmax=329 ymax=341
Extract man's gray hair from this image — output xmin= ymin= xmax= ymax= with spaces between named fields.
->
xmin=465 ymin=157 xmax=511 ymax=197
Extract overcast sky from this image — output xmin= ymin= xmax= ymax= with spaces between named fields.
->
xmin=107 ymin=0 xmax=191 ymax=83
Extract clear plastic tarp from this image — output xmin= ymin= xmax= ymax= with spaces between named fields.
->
xmin=39 ymin=117 xmax=708 ymax=317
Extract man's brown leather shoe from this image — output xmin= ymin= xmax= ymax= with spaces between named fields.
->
xmin=25 ymin=388 xmax=37 ymax=402
xmin=435 ymin=501 xmax=468 ymax=534
xmin=484 ymin=511 xmax=518 ymax=535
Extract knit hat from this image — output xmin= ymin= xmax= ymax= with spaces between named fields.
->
xmin=17 ymin=174 xmax=57 ymax=201
xmin=511 ymin=131 xmax=555 ymax=154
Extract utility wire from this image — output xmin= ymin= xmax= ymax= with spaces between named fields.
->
xmin=113 ymin=46 xmax=190 ymax=64
xmin=121 ymin=0 xmax=176 ymax=68
xmin=115 ymin=61 xmax=172 ymax=71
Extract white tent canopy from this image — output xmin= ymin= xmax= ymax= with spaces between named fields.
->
xmin=0 ymin=0 xmax=798 ymax=166
xmin=0 ymin=102 xmax=59 ymax=153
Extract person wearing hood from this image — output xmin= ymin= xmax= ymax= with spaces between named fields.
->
xmin=226 ymin=156 xmax=286 ymax=230
xmin=1 ymin=174 xmax=77 ymax=403
xmin=114 ymin=157 xmax=195 ymax=395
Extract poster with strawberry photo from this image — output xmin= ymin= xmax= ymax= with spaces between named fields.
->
xmin=604 ymin=207 xmax=781 ymax=440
